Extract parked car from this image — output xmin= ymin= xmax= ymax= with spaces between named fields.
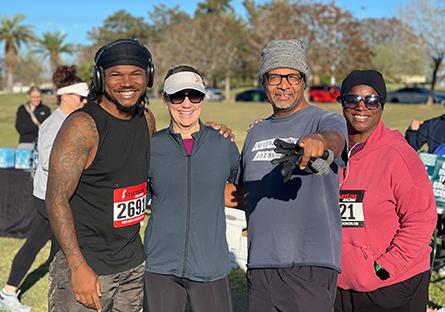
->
xmin=40 ymin=87 xmax=55 ymax=95
xmin=436 ymin=91 xmax=445 ymax=104
xmin=235 ymin=88 xmax=267 ymax=102
xmin=205 ymin=88 xmax=225 ymax=101
xmin=387 ymin=87 xmax=445 ymax=104
xmin=309 ymin=85 xmax=340 ymax=103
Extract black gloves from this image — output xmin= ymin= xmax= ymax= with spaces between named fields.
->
xmin=271 ymin=138 xmax=334 ymax=183
xmin=271 ymin=139 xmax=301 ymax=183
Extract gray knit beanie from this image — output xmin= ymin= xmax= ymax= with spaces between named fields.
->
xmin=258 ymin=39 xmax=311 ymax=84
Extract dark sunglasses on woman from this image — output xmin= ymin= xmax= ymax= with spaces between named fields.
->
xmin=166 ymin=90 xmax=205 ymax=104
xmin=337 ymin=94 xmax=383 ymax=110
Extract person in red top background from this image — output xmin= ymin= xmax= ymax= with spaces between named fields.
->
xmin=335 ymin=69 xmax=437 ymax=312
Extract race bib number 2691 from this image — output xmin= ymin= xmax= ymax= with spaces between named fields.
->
xmin=113 ymin=182 xmax=147 ymax=228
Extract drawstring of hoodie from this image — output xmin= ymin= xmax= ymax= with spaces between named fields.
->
xmin=340 ymin=143 xmax=362 ymax=188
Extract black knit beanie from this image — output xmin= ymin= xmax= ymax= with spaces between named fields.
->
xmin=340 ymin=70 xmax=387 ymax=104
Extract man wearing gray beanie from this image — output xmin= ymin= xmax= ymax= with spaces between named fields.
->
xmin=237 ymin=39 xmax=348 ymax=312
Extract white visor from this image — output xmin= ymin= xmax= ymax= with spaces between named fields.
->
xmin=163 ymin=72 xmax=206 ymax=95
xmin=56 ymin=82 xmax=89 ymax=97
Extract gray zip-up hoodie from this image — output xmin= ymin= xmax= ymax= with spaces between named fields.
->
xmin=144 ymin=122 xmax=240 ymax=282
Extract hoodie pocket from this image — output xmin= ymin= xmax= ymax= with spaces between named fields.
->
xmin=339 ymin=242 xmax=382 ymax=291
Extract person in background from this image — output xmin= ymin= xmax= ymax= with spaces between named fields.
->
xmin=335 ymin=69 xmax=437 ymax=312
xmin=0 ymin=65 xmax=88 ymax=312
xmin=15 ymin=86 xmax=51 ymax=149
xmin=238 ymin=39 xmax=348 ymax=312
xmin=144 ymin=65 xmax=239 ymax=312
xmin=405 ymin=107 xmax=445 ymax=154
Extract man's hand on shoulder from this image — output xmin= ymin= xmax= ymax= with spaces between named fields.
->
xmin=205 ymin=121 xmax=235 ymax=141
xmin=248 ymin=118 xmax=264 ymax=132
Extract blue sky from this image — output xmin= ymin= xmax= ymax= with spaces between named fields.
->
xmin=1 ymin=0 xmax=407 ymax=45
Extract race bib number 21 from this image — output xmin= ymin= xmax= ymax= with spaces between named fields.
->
xmin=113 ymin=182 xmax=147 ymax=228
xmin=339 ymin=190 xmax=365 ymax=227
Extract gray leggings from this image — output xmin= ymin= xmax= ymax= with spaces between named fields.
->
xmin=144 ymin=271 xmax=233 ymax=312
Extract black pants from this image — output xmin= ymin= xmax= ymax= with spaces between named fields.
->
xmin=144 ymin=271 xmax=233 ymax=312
xmin=7 ymin=197 xmax=58 ymax=287
xmin=334 ymin=270 xmax=430 ymax=312
xmin=247 ymin=266 xmax=338 ymax=312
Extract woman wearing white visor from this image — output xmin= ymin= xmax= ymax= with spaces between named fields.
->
xmin=144 ymin=65 xmax=239 ymax=312
xmin=0 ymin=65 xmax=88 ymax=312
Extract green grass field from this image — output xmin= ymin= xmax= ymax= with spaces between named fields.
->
xmin=0 ymin=93 xmax=444 ymax=311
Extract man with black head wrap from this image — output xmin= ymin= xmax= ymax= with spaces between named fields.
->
xmin=46 ymin=38 xmax=156 ymax=311
xmin=91 ymin=38 xmax=155 ymax=115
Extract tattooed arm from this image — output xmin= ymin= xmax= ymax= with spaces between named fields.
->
xmin=46 ymin=112 xmax=101 ymax=310
xmin=144 ymin=108 xmax=156 ymax=137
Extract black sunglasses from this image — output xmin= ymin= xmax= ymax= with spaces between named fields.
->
xmin=337 ymin=94 xmax=383 ymax=110
xmin=166 ymin=90 xmax=204 ymax=104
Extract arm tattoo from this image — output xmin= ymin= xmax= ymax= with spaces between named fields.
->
xmin=46 ymin=112 xmax=98 ymax=269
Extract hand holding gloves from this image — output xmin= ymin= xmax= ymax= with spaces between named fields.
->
xmin=271 ymin=138 xmax=334 ymax=182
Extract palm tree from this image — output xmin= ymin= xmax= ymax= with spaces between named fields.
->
xmin=0 ymin=14 xmax=36 ymax=92
xmin=196 ymin=0 xmax=234 ymax=15
xmin=35 ymin=32 xmax=74 ymax=76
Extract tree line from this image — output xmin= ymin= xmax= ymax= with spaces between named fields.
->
xmin=0 ymin=0 xmax=444 ymax=98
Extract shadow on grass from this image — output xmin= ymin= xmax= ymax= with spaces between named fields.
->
xmin=17 ymin=260 xmax=51 ymax=299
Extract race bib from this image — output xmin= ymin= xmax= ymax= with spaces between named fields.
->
xmin=113 ymin=182 xmax=147 ymax=228
xmin=339 ymin=190 xmax=365 ymax=227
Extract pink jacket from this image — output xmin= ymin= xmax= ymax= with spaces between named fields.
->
xmin=338 ymin=121 xmax=437 ymax=292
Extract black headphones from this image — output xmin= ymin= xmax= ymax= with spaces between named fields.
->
xmin=92 ymin=38 xmax=155 ymax=95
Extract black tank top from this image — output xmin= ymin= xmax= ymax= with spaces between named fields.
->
xmin=70 ymin=103 xmax=149 ymax=275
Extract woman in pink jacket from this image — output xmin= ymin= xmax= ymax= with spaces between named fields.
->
xmin=334 ymin=70 xmax=437 ymax=312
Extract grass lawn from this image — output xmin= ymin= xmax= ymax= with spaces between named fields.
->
xmin=0 ymin=93 xmax=444 ymax=311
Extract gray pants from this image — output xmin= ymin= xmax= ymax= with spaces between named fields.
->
xmin=49 ymin=251 xmax=144 ymax=311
